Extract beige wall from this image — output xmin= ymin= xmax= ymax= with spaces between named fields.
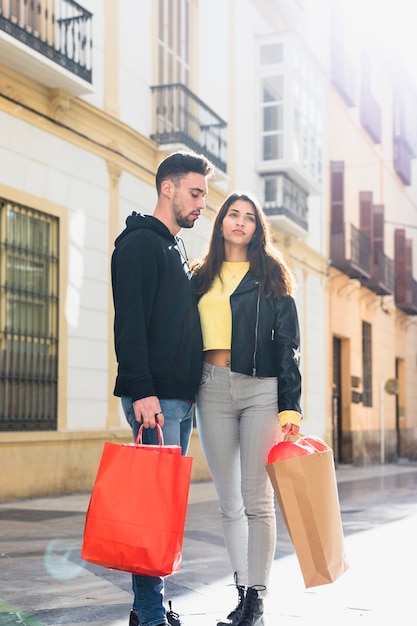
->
xmin=0 ymin=429 xmax=211 ymax=502
xmin=329 ymin=268 xmax=417 ymax=464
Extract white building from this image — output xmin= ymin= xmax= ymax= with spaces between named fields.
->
xmin=1 ymin=0 xmax=415 ymax=500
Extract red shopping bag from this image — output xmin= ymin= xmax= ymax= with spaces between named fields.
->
xmin=267 ymin=434 xmax=349 ymax=588
xmin=81 ymin=425 xmax=192 ymax=576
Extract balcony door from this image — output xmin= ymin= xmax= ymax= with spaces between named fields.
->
xmin=2 ymin=0 xmax=41 ymax=34
xmin=156 ymin=0 xmax=191 ymax=135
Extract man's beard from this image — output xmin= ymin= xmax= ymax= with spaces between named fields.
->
xmin=173 ymin=200 xmax=195 ymax=229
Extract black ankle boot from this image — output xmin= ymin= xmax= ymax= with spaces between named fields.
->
xmin=217 ymin=574 xmax=246 ymax=626
xmin=237 ymin=586 xmax=265 ymax=626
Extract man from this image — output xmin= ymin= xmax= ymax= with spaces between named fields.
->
xmin=111 ymin=151 xmax=215 ymax=626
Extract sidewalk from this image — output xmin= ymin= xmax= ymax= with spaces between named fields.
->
xmin=1 ymin=463 xmax=417 ymax=626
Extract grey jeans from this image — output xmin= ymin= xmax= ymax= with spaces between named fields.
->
xmin=196 ymin=362 xmax=281 ymax=592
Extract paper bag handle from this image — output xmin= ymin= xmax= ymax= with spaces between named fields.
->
xmin=136 ymin=423 xmax=165 ymax=446
xmin=284 ymin=432 xmax=330 ymax=453
xmin=283 ymin=432 xmax=305 ymax=442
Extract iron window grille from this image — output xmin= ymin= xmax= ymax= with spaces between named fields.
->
xmin=0 ymin=199 xmax=59 ymax=431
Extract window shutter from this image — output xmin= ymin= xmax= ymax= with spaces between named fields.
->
xmin=373 ymin=204 xmax=384 ymax=266
xmin=330 ymin=161 xmax=345 ymax=262
xmin=330 ymin=161 xmax=344 ymax=233
xmin=359 ymin=191 xmax=373 ymax=269
xmin=405 ymin=238 xmax=413 ymax=302
xmin=395 ymin=229 xmax=406 ymax=302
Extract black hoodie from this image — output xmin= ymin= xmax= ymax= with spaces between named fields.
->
xmin=111 ymin=213 xmax=203 ymax=402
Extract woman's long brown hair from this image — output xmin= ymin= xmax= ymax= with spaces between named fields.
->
xmin=191 ymin=192 xmax=297 ymax=298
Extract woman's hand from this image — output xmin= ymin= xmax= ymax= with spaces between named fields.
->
xmin=281 ymin=422 xmax=300 ymax=436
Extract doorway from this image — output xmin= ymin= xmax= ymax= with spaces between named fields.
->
xmin=332 ymin=337 xmax=343 ymax=464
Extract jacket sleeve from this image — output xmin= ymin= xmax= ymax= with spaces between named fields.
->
xmin=111 ymin=234 xmax=159 ymax=401
xmin=274 ymin=296 xmax=302 ymax=422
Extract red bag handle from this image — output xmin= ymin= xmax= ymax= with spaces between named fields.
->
xmin=136 ymin=423 xmax=165 ymax=446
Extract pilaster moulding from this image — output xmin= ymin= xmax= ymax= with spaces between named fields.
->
xmin=0 ymin=80 xmax=27 ymax=109
xmin=49 ymin=88 xmax=73 ymax=122
xmin=107 ymin=157 xmax=123 ymax=188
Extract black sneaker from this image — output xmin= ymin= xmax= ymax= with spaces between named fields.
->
xmin=167 ymin=600 xmax=182 ymax=626
xmin=129 ymin=611 xmax=139 ymax=626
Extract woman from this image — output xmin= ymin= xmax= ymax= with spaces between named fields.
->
xmin=192 ymin=192 xmax=302 ymax=626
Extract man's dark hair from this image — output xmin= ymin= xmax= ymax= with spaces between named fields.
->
xmin=155 ymin=151 xmax=215 ymax=194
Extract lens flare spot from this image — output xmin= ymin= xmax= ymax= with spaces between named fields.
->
xmin=43 ymin=539 xmax=86 ymax=580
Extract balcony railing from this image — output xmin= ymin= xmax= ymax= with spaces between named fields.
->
xmin=330 ymin=222 xmax=371 ymax=279
xmin=362 ymin=250 xmax=395 ymax=296
xmin=150 ymin=83 xmax=227 ymax=174
xmin=0 ymin=0 xmax=92 ymax=83
xmin=262 ymin=172 xmax=308 ymax=235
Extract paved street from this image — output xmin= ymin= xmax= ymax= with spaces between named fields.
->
xmin=1 ymin=463 xmax=417 ymax=626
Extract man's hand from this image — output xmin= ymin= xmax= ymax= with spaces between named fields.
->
xmin=133 ymin=396 xmax=164 ymax=428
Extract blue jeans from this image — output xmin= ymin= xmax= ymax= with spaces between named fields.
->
xmin=196 ymin=363 xmax=280 ymax=593
xmin=121 ymin=397 xmax=194 ymax=626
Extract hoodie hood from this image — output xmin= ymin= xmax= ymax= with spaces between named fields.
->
xmin=114 ymin=212 xmax=175 ymax=247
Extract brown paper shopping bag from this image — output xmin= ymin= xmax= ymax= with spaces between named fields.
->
xmin=267 ymin=436 xmax=349 ymax=588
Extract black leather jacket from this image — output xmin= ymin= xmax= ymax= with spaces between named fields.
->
xmin=228 ymin=271 xmax=302 ymax=414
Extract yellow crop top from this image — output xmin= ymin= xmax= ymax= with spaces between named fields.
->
xmin=198 ymin=262 xmax=249 ymax=351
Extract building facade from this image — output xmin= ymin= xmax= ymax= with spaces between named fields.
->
xmin=326 ymin=1 xmax=417 ymax=464
xmin=0 ymin=0 xmax=415 ymax=501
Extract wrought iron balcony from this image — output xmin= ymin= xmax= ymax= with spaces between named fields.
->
xmin=262 ymin=172 xmax=308 ymax=237
xmin=0 ymin=0 xmax=92 ymax=91
xmin=150 ymin=83 xmax=227 ymax=174
xmin=362 ymin=250 xmax=395 ymax=296
xmin=330 ymin=222 xmax=371 ymax=279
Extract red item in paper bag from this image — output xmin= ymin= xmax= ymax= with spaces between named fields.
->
xmin=267 ymin=435 xmax=330 ymax=463
xmin=266 ymin=433 xmax=348 ymax=588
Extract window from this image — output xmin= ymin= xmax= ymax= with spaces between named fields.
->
xmin=261 ymin=75 xmax=284 ymax=161
xmin=260 ymin=42 xmax=283 ymax=66
xmin=360 ymin=50 xmax=381 ymax=144
xmin=258 ymin=35 xmax=323 ymax=186
xmin=0 ymin=200 xmax=59 ymax=431
xmin=292 ymin=49 xmax=323 ymax=182
xmin=362 ymin=321 xmax=372 ymax=407
xmin=156 ymin=0 xmax=191 ymax=134
xmin=158 ymin=0 xmax=190 ymax=85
